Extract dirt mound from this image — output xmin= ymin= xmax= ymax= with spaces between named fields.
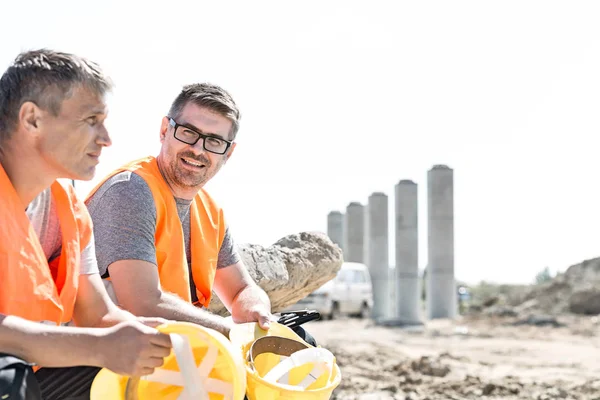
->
xmin=477 ymin=257 xmax=600 ymax=317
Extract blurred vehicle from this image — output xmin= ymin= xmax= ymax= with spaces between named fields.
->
xmin=457 ymin=285 xmax=471 ymax=314
xmin=282 ymin=262 xmax=373 ymax=319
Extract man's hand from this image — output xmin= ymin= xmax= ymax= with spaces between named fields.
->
xmin=232 ymin=303 xmax=273 ymax=330
xmin=97 ymin=320 xmax=172 ymax=377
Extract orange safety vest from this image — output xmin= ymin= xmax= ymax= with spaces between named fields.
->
xmin=86 ymin=156 xmax=226 ymax=307
xmin=0 ymin=163 xmax=92 ymax=325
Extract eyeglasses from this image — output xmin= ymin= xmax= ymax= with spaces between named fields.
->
xmin=168 ymin=117 xmax=232 ymax=155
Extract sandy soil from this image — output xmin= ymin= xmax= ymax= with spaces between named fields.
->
xmin=303 ymin=314 xmax=600 ymax=400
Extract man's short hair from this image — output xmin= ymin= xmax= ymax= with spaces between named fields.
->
xmin=0 ymin=49 xmax=112 ymax=143
xmin=168 ymin=83 xmax=241 ymax=140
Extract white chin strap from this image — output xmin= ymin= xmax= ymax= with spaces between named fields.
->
xmin=262 ymin=347 xmax=335 ymax=390
xmin=141 ymin=333 xmax=233 ymax=400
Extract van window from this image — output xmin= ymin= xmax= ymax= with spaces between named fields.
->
xmin=352 ymin=270 xmax=367 ymax=283
xmin=335 ymin=269 xmax=351 ymax=283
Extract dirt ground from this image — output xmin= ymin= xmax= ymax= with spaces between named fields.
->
xmin=304 ymin=314 xmax=600 ymax=400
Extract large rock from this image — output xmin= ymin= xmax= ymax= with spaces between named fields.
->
xmin=569 ymin=289 xmax=600 ymax=315
xmin=208 ymin=231 xmax=343 ymax=316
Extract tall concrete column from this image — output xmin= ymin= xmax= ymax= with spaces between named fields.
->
xmin=327 ymin=211 xmax=344 ymax=252
xmin=364 ymin=192 xmax=389 ymax=320
xmin=395 ymin=180 xmax=421 ymax=323
xmin=427 ymin=165 xmax=456 ymax=319
xmin=343 ymin=202 xmax=364 ymax=263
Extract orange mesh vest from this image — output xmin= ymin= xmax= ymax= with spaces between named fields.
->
xmin=86 ymin=156 xmax=226 ymax=307
xmin=0 ymin=163 xmax=92 ymax=325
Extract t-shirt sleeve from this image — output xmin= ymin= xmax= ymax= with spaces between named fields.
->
xmin=79 ymin=234 xmax=100 ymax=275
xmin=216 ymin=226 xmax=241 ymax=269
xmin=85 ymin=172 xmax=158 ymax=276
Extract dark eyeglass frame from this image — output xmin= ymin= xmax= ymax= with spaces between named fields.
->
xmin=168 ymin=117 xmax=233 ymax=155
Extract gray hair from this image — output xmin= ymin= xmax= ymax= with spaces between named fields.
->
xmin=0 ymin=49 xmax=112 ymax=143
xmin=168 ymin=83 xmax=241 ymax=140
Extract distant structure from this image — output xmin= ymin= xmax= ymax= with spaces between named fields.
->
xmin=364 ymin=192 xmax=389 ymax=320
xmin=344 ymin=202 xmax=364 ymax=263
xmin=324 ymin=164 xmax=456 ymax=323
xmin=327 ymin=211 xmax=344 ymax=252
xmin=427 ymin=165 xmax=456 ymax=319
xmin=395 ymin=180 xmax=421 ymax=323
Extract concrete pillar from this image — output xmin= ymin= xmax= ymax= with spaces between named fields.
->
xmin=389 ymin=267 xmax=397 ymax=317
xmin=427 ymin=165 xmax=456 ymax=319
xmin=327 ymin=211 xmax=344 ymax=252
xmin=395 ymin=180 xmax=421 ymax=323
xmin=364 ymin=192 xmax=389 ymax=320
xmin=343 ymin=202 xmax=364 ymax=263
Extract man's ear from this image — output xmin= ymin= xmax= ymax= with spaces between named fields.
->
xmin=224 ymin=142 xmax=236 ymax=161
xmin=19 ymin=101 xmax=42 ymax=134
xmin=159 ymin=116 xmax=169 ymax=143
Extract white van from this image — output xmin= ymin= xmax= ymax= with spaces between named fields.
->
xmin=285 ymin=262 xmax=374 ymax=319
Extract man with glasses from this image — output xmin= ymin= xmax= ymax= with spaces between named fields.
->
xmin=85 ymin=83 xmax=273 ymax=339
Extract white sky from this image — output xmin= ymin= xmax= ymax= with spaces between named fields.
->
xmin=2 ymin=1 xmax=600 ymax=285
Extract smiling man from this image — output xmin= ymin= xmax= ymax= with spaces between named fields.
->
xmin=85 ymin=83 xmax=273 ymax=338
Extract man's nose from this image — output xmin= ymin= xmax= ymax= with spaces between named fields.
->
xmin=97 ymin=124 xmax=112 ymax=147
xmin=189 ymin=137 xmax=208 ymax=154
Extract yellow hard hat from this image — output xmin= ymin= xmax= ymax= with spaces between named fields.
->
xmin=90 ymin=321 xmax=246 ymax=400
xmin=229 ymin=322 xmax=341 ymax=400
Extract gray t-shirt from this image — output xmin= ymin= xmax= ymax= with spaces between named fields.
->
xmin=25 ymin=185 xmax=98 ymax=275
xmin=85 ymin=171 xmax=240 ymax=302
